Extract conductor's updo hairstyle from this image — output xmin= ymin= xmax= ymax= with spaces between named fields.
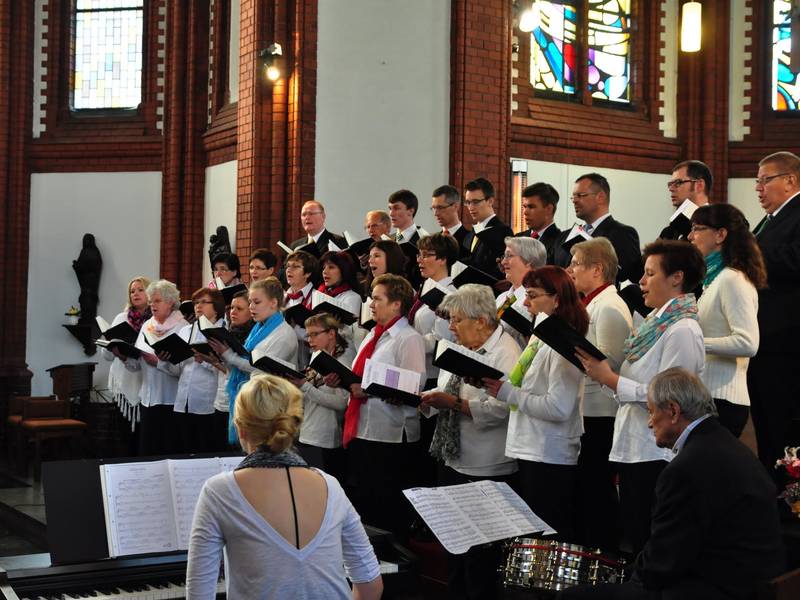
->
xmin=233 ymin=374 xmax=303 ymax=453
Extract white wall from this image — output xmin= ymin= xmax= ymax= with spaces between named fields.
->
xmin=728 ymin=178 xmax=763 ymax=227
xmin=315 ymin=0 xmax=450 ymax=235
xmin=522 ymin=160 xmax=672 ymax=249
xmin=203 ymin=161 xmax=238 ymax=283
xmin=27 ymin=172 xmax=162 ymax=396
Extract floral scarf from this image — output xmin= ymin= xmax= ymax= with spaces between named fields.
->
xmin=623 ymin=294 xmax=698 ymax=363
xmin=127 ymin=306 xmax=152 ymax=331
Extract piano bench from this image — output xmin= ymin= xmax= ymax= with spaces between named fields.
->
xmin=6 ymin=395 xmax=56 ymax=476
xmin=20 ymin=414 xmax=88 ymax=482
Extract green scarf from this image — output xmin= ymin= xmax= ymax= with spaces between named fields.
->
xmin=703 ymin=250 xmax=724 ymax=289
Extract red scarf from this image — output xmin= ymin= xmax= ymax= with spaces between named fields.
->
xmin=287 ymin=286 xmax=313 ymax=308
xmin=581 ymin=282 xmax=612 ymax=306
xmin=342 ymin=314 xmax=402 ymax=447
xmin=406 ymin=292 xmax=424 ymax=325
xmin=317 ymin=282 xmax=351 ymax=297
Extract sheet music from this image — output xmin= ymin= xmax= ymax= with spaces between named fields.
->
xmin=311 ymin=289 xmax=357 ymax=315
xmin=669 ymin=198 xmax=698 ymax=222
xmin=96 ymin=315 xmax=111 ymax=333
xmin=363 ymin=359 xmax=421 ymax=395
xmin=167 ymin=458 xmax=223 ymax=549
xmin=277 ymin=241 xmax=293 ymax=254
xmin=100 ymin=461 xmax=178 ymax=557
xmin=219 ymin=455 xmax=243 ymax=472
xmin=403 ymin=481 xmax=554 ymax=554
xmin=450 ymin=261 xmax=467 ymax=279
xmin=565 ymin=224 xmax=593 ymax=242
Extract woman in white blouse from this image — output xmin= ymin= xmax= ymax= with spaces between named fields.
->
xmin=327 ymin=274 xmax=425 ymax=538
xmin=284 ymin=250 xmax=320 ymax=369
xmin=576 ymin=240 xmax=706 ymax=556
xmin=318 ymin=251 xmax=363 ymax=317
xmin=101 ymin=275 xmax=150 ymax=430
xmin=121 ymin=279 xmax=187 ymax=456
xmin=186 ymin=374 xmax=383 ymax=600
xmin=286 ymin=313 xmax=354 ymax=482
xmin=156 ymin=288 xmax=226 ymax=454
xmin=688 ymin=204 xmax=766 ymax=437
xmin=567 ymin=238 xmax=632 ymax=550
xmin=208 ymin=277 xmax=298 ymax=446
xmin=421 ymin=284 xmax=520 ymax=599
xmin=496 ymin=236 xmax=547 ymax=347
xmin=484 ymin=266 xmax=589 ymax=542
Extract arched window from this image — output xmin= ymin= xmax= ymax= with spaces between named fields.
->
xmin=71 ymin=0 xmax=144 ymax=110
xmin=770 ymin=0 xmax=800 ymax=111
xmin=529 ymin=0 xmax=632 ymax=105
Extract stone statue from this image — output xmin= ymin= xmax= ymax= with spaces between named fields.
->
xmin=208 ymin=226 xmax=232 ymax=270
xmin=73 ymin=233 xmax=102 ymax=326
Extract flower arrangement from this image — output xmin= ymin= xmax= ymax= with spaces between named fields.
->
xmin=775 ymin=446 xmax=800 ymax=516
xmin=64 ymin=306 xmax=80 ymax=325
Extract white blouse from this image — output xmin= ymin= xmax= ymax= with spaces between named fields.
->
xmin=353 ymin=317 xmax=426 ymax=443
xmin=101 ymin=311 xmax=144 ymax=407
xmin=300 ymin=345 xmax=356 ymax=449
xmin=412 ymin=276 xmax=456 ymax=382
xmin=125 ymin=316 xmax=187 ymax=408
xmin=496 ymin=342 xmax=585 ymax=465
xmin=697 ymin=268 xmax=759 ymax=406
xmin=610 ymin=302 xmax=705 ymax=464
xmin=430 ymin=326 xmax=521 ymax=476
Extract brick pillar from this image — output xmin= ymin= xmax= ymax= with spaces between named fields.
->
xmin=0 ymin=0 xmax=35 ymax=404
xmin=677 ymin=0 xmax=730 ymax=202
xmin=160 ymin=0 xmax=210 ymax=295
xmin=450 ymin=0 xmax=512 ymax=222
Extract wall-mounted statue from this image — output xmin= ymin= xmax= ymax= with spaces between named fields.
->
xmin=208 ymin=226 xmax=232 ymax=269
xmin=73 ymin=233 xmax=102 ymax=326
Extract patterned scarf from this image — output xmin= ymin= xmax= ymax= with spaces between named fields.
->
xmin=703 ymin=250 xmax=724 ymax=289
xmin=127 ymin=306 xmax=152 ymax=331
xmin=227 ymin=312 xmax=286 ymax=443
xmin=144 ymin=311 xmax=186 ymax=339
xmin=623 ymin=294 xmax=698 ymax=363
xmin=235 ymin=447 xmax=309 ymax=470
xmin=508 ymin=339 xmax=541 ymax=387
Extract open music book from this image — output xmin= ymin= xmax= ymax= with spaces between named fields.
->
xmin=403 ymin=481 xmax=555 ymax=555
xmin=360 ymin=297 xmax=376 ymax=330
xmin=451 ymin=261 xmax=499 ymax=289
xmin=362 ymin=359 xmax=423 ymax=407
xmin=500 ymin=303 xmax=533 ymax=337
xmin=99 ymin=456 xmax=242 ymax=558
xmin=311 ymin=290 xmax=358 ymax=325
xmin=250 ymin=346 xmax=304 ymax=379
xmin=432 ymin=339 xmax=504 ymax=380
xmin=308 ymin=350 xmax=361 ymax=388
xmin=532 ymin=313 xmax=606 ymax=372
xmin=198 ymin=315 xmax=249 ymax=358
xmin=95 ymin=338 xmax=141 ymax=360
xmin=95 ymin=316 xmax=138 ymax=345
xmin=143 ymin=331 xmax=194 ymax=365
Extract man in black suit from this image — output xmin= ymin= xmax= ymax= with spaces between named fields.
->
xmin=289 ymin=200 xmax=347 ymax=255
xmin=560 ymin=368 xmax=784 ymax=600
xmin=463 ymin=177 xmax=513 ymax=278
xmin=747 ymin=151 xmax=800 ymax=474
xmin=514 ymin=181 xmax=561 ymax=264
xmin=552 ymin=173 xmax=643 ymax=286
xmin=659 ymin=160 xmax=712 ymax=240
xmin=431 ymin=184 xmax=471 ymax=259
xmin=387 ymin=189 xmax=424 ymax=287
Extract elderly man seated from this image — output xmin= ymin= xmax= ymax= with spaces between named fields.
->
xmin=559 ymin=367 xmax=784 ymax=600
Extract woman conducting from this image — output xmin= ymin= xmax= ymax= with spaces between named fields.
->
xmin=688 ymin=204 xmax=766 ymax=437
xmin=186 ymin=374 xmax=383 ymax=600
xmin=576 ymin=240 xmax=706 ymax=556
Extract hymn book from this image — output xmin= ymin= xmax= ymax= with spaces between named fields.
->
xmin=284 ymin=302 xmax=314 ymax=328
xmin=360 ymin=297 xmax=376 ymax=330
xmin=308 ymin=350 xmax=361 ymax=388
xmin=343 ymin=231 xmax=374 ymax=259
xmin=532 ymin=313 xmax=606 ymax=372
xmin=143 ymin=331 xmax=194 ymax=365
xmin=311 ymin=290 xmax=358 ymax=325
xmin=99 ymin=456 xmax=242 ymax=558
xmin=95 ymin=339 xmax=141 ymax=360
xmin=499 ymin=303 xmax=533 ymax=337
xmin=198 ymin=316 xmax=250 ymax=358
xmin=560 ymin=224 xmax=593 ymax=254
xmin=432 ymin=340 xmax=504 ymax=380
xmin=362 ymin=359 xmax=423 ymax=407
xmin=250 ymin=346 xmax=305 ymax=380
xmin=451 ymin=261 xmax=499 ymax=290
xmin=403 ymin=481 xmax=554 ymax=555
xmin=95 ymin=316 xmax=138 ymax=345
xmin=419 ymin=278 xmax=452 ymax=311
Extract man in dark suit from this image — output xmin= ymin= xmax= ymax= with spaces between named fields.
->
xmin=552 ymin=173 xmax=643 ymax=286
xmin=747 ymin=151 xmax=800 ymax=474
xmin=387 ymin=189 xmax=424 ymax=287
xmin=514 ymin=181 xmax=561 ymax=264
xmin=560 ymin=368 xmax=784 ymax=600
xmin=289 ymin=200 xmax=347 ymax=255
xmin=431 ymin=184 xmax=471 ymax=259
xmin=659 ymin=160 xmax=712 ymax=240
xmin=463 ymin=177 xmax=513 ymax=278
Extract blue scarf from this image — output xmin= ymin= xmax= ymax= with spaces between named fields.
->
xmin=227 ymin=312 xmax=285 ymax=443
xmin=703 ymin=250 xmax=724 ymax=289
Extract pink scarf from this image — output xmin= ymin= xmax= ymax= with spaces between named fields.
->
xmin=144 ymin=310 xmax=186 ymax=340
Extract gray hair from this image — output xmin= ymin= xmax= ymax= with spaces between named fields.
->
xmin=648 ymin=367 xmax=717 ymax=421
xmin=366 ymin=210 xmax=391 ymax=227
xmin=440 ymin=284 xmax=499 ymax=327
xmin=146 ymin=279 xmax=180 ymax=308
xmin=504 ymin=236 xmax=547 ymax=269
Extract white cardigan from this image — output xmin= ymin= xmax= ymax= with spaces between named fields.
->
xmin=496 ymin=342 xmax=585 ymax=465
xmin=584 ymin=286 xmax=633 ymax=417
xmin=697 ymin=267 xmax=759 ymax=406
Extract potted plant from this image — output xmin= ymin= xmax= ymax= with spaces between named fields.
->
xmin=65 ymin=306 xmax=81 ymax=325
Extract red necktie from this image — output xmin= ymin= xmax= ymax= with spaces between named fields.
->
xmin=530 ymin=230 xmax=539 ymax=239
xmin=442 ymin=228 xmax=451 ymax=236
xmin=342 ymin=315 xmax=402 ymax=447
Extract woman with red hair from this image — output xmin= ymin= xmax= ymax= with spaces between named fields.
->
xmin=484 ymin=266 xmax=588 ymax=541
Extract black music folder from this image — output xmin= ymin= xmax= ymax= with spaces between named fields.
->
xmin=500 ymin=304 xmax=533 ymax=337
xmin=145 ymin=333 xmax=194 ymax=365
xmin=345 ymin=236 xmax=373 ymax=260
xmin=532 ymin=314 xmax=606 ymax=372
xmin=95 ymin=339 xmax=142 ymax=360
xmin=309 ymin=350 xmax=361 ymax=388
xmin=219 ymin=283 xmax=248 ymax=306
xmin=284 ymin=303 xmax=314 ymax=328
xmin=311 ymin=290 xmax=359 ymax=325
xmin=178 ymin=300 xmax=195 ymax=322
xmin=419 ymin=282 xmax=452 ymax=311
xmin=95 ymin=317 xmax=138 ymax=345
xmin=618 ymin=283 xmax=649 ymax=318
xmin=198 ymin=322 xmax=250 ymax=358
xmin=250 ymin=353 xmax=305 ymax=380
xmin=363 ymin=383 xmax=422 ymax=408
xmin=451 ymin=262 xmax=499 ymax=289
xmin=432 ymin=340 xmax=504 ymax=380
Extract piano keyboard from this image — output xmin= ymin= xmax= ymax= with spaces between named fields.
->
xmin=18 ymin=578 xmax=226 ymax=599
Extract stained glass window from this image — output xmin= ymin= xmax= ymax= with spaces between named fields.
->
xmin=771 ymin=0 xmax=800 ymax=111
xmin=72 ymin=0 xmax=144 ymax=110
xmin=528 ymin=0 xmax=631 ymax=104
xmin=587 ymin=0 xmax=631 ymax=103
xmin=530 ymin=2 xmax=578 ymax=95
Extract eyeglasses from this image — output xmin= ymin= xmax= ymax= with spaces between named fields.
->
xmin=755 ymin=173 xmax=790 ymax=186
xmin=449 ymin=315 xmax=472 ymax=326
xmin=571 ymin=192 xmax=597 ymax=201
xmin=689 ymin=224 xmax=716 ymax=233
xmin=249 ymin=265 xmax=268 ymax=271
xmin=501 ymin=252 xmax=519 ymax=261
xmin=417 ymin=251 xmax=438 ymax=260
xmin=306 ymin=329 xmax=330 ymax=339
xmin=301 ymin=211 xmax=323 ymax=217
xmin=463 ymin=198 xmax=487 ymax=207
xmin=430 ymin=204 xmax=453 ymax=212
xmin=525 ymin=291 xmax=554 ymax=301
xmin=666 ymin=178 xmax=698 ymax=189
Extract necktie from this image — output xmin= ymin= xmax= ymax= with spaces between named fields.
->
xmin=754 ymin=215 xmax=772 ymax=237
xmin=395 ymin=231 xmax=404 ymax=243
xmin=508 ymin=339 xmax=541 ymax=387
xmin=582 ymin=223 xmax=594 ymax=235
xmin=307 ymin=236 xmax=314 ymax=245
xmin=530 ymin=230 xmax=540 ymax=239
xmin=442 ymin=228 xmax=451 ymax=237
xmin=496 ymin=294 xmax=517 ymax=319
xmin=470 ymin=232 xmax=479 ymax=252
